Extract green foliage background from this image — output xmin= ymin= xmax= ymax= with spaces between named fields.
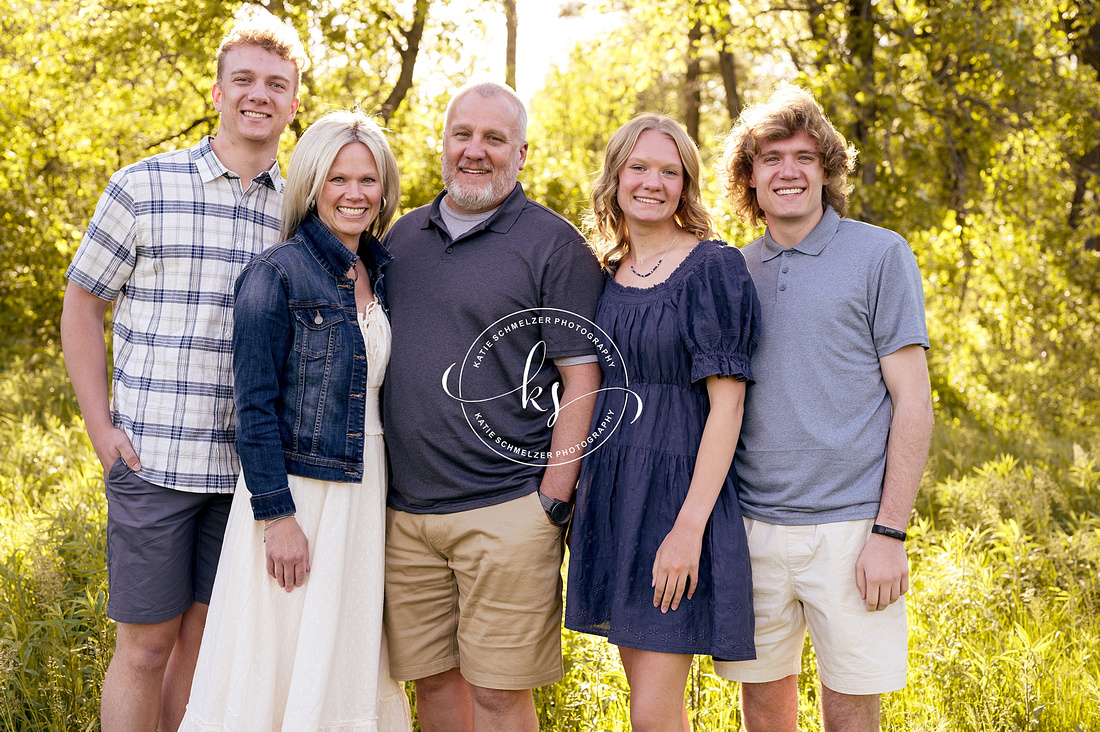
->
xmin=2 ymin=0 xmax=1100 ymax=728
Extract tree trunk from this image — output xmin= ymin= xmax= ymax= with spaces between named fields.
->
xmin=380 ymin=0 xmax=431 ymax=123
xmin=504 ymin=0 xmax=518 ymax=90
xmin=1069 ymin=144 xmax=1100 ymax=233
xmin=1067 ymin=2 xmax=1100 ymax=243
xmin=846 ymin=0 xmax=878 ymax=221
xmin=707 ymin=0 xmax=741 ymax=122
xmin=716 ymin=45 xmax=741 ymax=122
xmin=685 ymin=11 xmax=702 ymax=142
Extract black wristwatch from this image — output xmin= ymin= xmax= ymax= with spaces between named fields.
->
xmin=538 ymin=491 xmax=573 ymax=526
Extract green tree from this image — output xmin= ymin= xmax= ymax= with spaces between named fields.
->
xmin=0 ymin=0 xmax=467 ymax=359
xmin=530 ymin=0 xmax=1100 ymax=473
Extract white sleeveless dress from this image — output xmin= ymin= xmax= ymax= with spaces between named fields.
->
xmin=180 ymin=303 xmax=411 ymax=732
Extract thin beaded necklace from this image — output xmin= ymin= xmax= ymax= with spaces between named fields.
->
xmin=629 ymin=230 xmax=681 ymax=278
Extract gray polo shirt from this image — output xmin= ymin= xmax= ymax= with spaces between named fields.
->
xmin=382 ymin=184 xmax=604 ymax=513
xmin=736 ymin=206 xmax=929 ymax=525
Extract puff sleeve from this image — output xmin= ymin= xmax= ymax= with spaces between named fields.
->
xmin=676 ymin=242 xmax=762 ymax=384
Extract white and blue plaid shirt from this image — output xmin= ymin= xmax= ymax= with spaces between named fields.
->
xmin=67 ymin=137 xmax=285 ymax=493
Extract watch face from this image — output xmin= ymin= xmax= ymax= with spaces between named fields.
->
xmin=550 ymin=502 xmax=572 ymax=525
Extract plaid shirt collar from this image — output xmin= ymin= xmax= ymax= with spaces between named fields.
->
xmin=193 ymin=136 xmax=282 ymax=191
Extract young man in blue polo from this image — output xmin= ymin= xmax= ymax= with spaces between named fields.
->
xmin=716 ymin=85 xmax=934 ymax=731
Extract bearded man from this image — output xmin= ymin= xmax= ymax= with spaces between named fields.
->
xmin=379 ymin=81 xmax=604 ymax=732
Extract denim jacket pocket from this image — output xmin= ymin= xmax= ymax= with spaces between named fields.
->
xmin=292 ymin=306 xmax=345 ymax=359
xmin=288 ymin=306 xmax=347 ymax=455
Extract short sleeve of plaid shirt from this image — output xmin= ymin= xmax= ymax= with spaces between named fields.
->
xmin=67 ymin=169 xmax=140 ymax=302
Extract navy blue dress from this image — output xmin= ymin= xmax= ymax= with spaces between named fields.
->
xmin=565 ymin=240 xmax=760 ymax=660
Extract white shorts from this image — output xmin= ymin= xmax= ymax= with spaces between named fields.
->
xmin=714 ymin=518 xmax=907 ymax=695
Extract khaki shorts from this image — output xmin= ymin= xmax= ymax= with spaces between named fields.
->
xmin=714 ymin=518 xmax=908 ymax=695
xmin=383 ymin=492 xmax=565 ymax=690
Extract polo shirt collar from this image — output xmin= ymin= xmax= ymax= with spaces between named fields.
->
xmin=194 ymin=136 xmax=281 ymax=191
xmin=425 ymin=182 xmax=528 ymax=241
xmin=760 ymin=205 xmax=841 ymax=261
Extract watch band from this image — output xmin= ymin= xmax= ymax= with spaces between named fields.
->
xmin=871 ymin=523 xmax=907 ymax=542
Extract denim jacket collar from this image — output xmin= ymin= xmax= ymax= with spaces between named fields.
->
xmin=358 ymin=229 xmax=394 ymax=281
xmin=299 ymin=214 xmax=394 ymax=310
xmin=299 ymin=214 xmax=361 ymax=279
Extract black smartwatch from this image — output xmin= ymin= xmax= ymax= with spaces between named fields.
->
xmin=538 ymin=491 xmax=573 ymax=526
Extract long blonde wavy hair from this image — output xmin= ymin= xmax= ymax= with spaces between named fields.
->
xmin=586 ymin=114 xmax=714 ymax=271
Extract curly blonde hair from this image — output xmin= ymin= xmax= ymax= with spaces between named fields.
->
xmin=587 ymin=114 xmax=713 ymax=270
xmin=721 ymin=84 xmax=856 ymax=225
xmin=216 ymin=6 xmax=309 ymax=93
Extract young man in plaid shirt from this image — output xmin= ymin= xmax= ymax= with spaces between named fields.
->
xmin=60 ymin=10 xmax=306 ymax=731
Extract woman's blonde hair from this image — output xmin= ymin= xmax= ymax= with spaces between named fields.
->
xmin=721 ymin=84 xmax=856 ymax=225
xmin=281 ymin=110 xmax=401 ymax=244
xmin=587 ymin=114 xmax=713 ymax=270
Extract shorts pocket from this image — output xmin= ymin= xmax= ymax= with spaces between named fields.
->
xmin=106 ymin=456 xmax=132 ymax=482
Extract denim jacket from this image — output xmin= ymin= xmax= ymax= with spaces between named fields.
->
xmin=232 ymin=214 xmax=392 ymax=520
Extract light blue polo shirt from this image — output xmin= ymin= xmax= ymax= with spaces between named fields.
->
xmin=735 ymin=206 xmax=929 ymax=525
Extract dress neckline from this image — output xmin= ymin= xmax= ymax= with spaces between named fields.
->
xmin=606 ymin=240 xmax=715 ymax=297
xmin=357 ymin=299 xmax=378 ymax=320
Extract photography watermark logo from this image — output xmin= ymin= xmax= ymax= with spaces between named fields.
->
xmin=441 ymin=307 xmax=642 ymax=467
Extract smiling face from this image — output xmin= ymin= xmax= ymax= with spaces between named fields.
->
xmin=212 ymin=43 xmax=300 ymax=149
xmin=316 ymin=142 xmax=383 ymax=252
xmin=750 ymin=129 xmax=828 ymax=244
xmin=441 ymin=92 xmax=528 ymax=214
xmin=615 ymin=129 xmax=685 ymax=233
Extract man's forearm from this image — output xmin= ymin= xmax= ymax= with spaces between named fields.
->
xmin=876 ymin=400 xmax=933 ymax=529
xmin=538 ymin=362 xmax=602 ymax=502
xmin=876 ymin=346 xmax=934 ymax=529
xmin=60 ymin=285 xmax=113 ymax=434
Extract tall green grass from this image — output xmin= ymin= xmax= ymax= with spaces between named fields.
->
xmin=2 ymin=353 xmax=1098 ymax=730
xmin=1 ymin=348 xmax=109 ymax=730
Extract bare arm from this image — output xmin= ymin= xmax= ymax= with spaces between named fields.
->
xmin=652 ymin=375 xmax=745 ymax=612
xmin=856 ymin=344 xmax=934 ymax=611
xmin=537 ymin=361 xmax=602 ymax=506
xmin=60 ymin=284 xmax=140 ymax=471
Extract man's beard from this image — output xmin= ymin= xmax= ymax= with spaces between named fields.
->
xmin=442 ymin=158 xmax=519 ymax=213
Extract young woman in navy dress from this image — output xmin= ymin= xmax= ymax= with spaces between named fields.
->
xmin=566 ymin=114 xmax=761 ymax=730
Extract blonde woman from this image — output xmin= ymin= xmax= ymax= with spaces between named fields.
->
xmin=180 ymin=111 xmax=410 ymax=731
xmin=566 ymin=114 xmax=761 ymax=731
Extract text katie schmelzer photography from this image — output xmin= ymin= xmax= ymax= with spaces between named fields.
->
xmin=442 ymin=307 xmax=642 ymax=466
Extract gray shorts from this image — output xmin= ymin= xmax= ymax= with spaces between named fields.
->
xmin=104 ymin=458 xmax=233 ymax=624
